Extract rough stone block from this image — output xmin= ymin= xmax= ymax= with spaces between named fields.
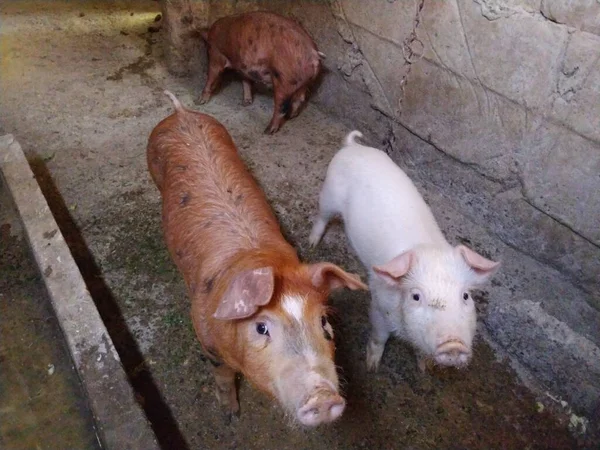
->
xmin=473 ymin=0 xmax=541 ymax=19
xmin=549 ymin=31 xmax=600 ymax=143
xmin=160 ymin=0 xmax=208 ymax=76
xmin=398 ymin=58 xmax=524 ymax=181
xmin=518 ymin=119 xmax=600 ymax=246
xmin=421 ymin=0 xmax=478 ymax=79
xmin=339 ymin=0 xmax=415 ymax=46
xmin=458 ymin=0 xmax=568 ymax=110
xmin=541 ymin=0 xmax=600 ymax=35
xmin=349 ymin=25 xmax=410 ymax=118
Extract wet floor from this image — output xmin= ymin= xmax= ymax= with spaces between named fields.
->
xmin=0 ymin=185 xmax=101 ymax=450
xmin=0 ymin=1 xmax=597 ymax=449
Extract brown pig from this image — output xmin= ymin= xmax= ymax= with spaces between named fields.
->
xmin=147 ymin=91 xmax=367 ymax=426
xmin=197 ymin=11 xmax=325 ymax=134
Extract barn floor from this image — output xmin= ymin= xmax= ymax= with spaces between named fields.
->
xmin=0 ymin=1 xmax=591 ymax=449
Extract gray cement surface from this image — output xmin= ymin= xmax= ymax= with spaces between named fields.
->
xmin=0 ymin=135 xmax=159 ymax=449
xmin=0 ymin=182 xmax=101 ymax=450
xmin=0 ymin=1 xmax=597 ymax=449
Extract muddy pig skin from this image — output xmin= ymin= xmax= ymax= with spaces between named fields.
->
xmin=147 ymin=92 xmax=367 ymax=426
xmin=309 ymin=131 xmax=500 ymax=372
xmin=197 ymin=11 xmax=324 ymax=134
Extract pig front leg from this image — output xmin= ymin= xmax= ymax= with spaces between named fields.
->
xmin=213 ymin=364 xmax=240 ymax=421
xmin=242 ymin=79 xmax=253 ymax=106
xmin=366 ymin=302 xmax=391 ymax=372
xmin=417 ymin=354 xmax=434 ymax=373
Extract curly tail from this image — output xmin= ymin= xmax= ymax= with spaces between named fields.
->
xmin=343 ymin=130 xmax=363 ymax=147
xmin=164 ymin=90 xmax=184 ymax=112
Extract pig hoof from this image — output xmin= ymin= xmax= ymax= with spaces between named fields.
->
xmin=417 ymin=357 xmax=435 ymax=373
xmin=366 ymin=342 xmax=384 ymax=372
xmin=264 ymin=124 xmax=279 ymax=134
xmin=366 ymin=359 xmax=380 ymax=372
xmin=223 ymin=408 xmax=241 ymax=425
xmin=308 ymin=220 xmax=326 ymax=247
xmin=242 ymin=98 xmax=253 ymax=106
xmin=196 ymin=96 xmax=210 ymax=105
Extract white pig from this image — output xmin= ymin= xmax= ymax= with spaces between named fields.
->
xmin=309 ymin=131 xmax=500 ymax=371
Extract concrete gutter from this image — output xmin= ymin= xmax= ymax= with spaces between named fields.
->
xmin=0 ymin=134 xmax=159 ymax=450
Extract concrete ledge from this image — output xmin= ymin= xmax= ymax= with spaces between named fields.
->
xmin=0 ymin=134 xmax=159 ymax=450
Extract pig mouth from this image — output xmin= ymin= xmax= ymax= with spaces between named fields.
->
xmin=295 ymin=384 xmax=346 ymax=427
xmin=434 ymin=339 xmax=471 ymax=368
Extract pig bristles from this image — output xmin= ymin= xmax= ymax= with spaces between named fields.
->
xmin=163 ymin=89 xmax=184 ymax=112
xmin=336 ymin=367 xmax=349 ymax=394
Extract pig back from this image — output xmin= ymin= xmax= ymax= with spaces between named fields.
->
xmin=208 ymin=12 xmax=320 ymax=82
xmin=147 ymin=110 xmax=298 ymax=295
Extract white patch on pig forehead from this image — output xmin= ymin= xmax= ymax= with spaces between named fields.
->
xmin=282 ymin=295 xmax=306 ymax=322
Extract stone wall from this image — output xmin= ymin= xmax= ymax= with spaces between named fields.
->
xmin=159 ymin=0 xmax=600 ymax=419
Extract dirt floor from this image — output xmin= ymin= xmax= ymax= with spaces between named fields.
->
xmin=0 ymin=1 xmax=597 ymax=449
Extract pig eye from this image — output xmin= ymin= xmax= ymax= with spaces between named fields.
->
xmin=410 ymin=289 xmax=423 ymax=302
xmin=463 ymin=292 xmax=470 ymax=301
xmin=321 ymin=316 xmax=328 ymax=327
xmin=256 ymin=322 xmax=269 ymax=336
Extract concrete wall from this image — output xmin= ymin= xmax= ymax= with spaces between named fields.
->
xmin=160 ymin=0 xmax=600 ymax=419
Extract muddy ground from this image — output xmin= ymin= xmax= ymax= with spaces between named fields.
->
xmin=0 ymin=1 xmax=597 ymax=449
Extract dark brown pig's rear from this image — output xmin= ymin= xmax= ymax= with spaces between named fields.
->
xmin=147 ymin=91 xmax=366 ymax=426
xmin=197 ymin=11 xmax=324 ymax=134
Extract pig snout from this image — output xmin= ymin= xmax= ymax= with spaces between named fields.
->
xmin=297 ymin=383 xmax=345 ymax=427
xmin=434 ymin=338 xmax=471 ymax=367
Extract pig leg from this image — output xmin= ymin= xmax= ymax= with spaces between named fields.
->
xmin=288 ymin=87 xmax=307 ymax=119
xmin=366 ymin=302 xmax=391 ymax=372
xmin=198 ymin=49 xmax=228 ymax=105
xmin=242 ymin=79 xmax=253 ymax=106
xmin=213 ymin=364 xmax=240 ymax=420
xmin=264 ymin=85 xmax=292 ymax=134
xmin=417 ymin=354 xmax=434 ymax=373
xmin=309 ymin=176 xmax=338 ymax=247
xmin=308 ymin=214 xmax=330 ymax=248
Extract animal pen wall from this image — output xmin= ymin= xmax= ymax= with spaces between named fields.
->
xmin=160 ymin=0 xmax=600 ymax=420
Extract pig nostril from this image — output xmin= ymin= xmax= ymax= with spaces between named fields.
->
xmin=434 ymin=340 xmax=471 ymax=367
xmin=297 ymin=395 xmax=345 ymax=426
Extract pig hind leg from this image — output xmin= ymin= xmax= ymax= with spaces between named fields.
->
xmin=309 ymin=176 xmax=339 ymax=247
xmin=198 ymin=49 xmax=229 ymax=105
xmin=264 ymin=81 xmax=295 ymax=134
xmin=366 ymin=292 xmax=392 ymax=372
xmin=242 ymin=79 xmax=253 ymax=106
xmin=288 ymin=87 xmax=307 ymax=119
xmin=213 ymin=364 xmax=240 ymax=420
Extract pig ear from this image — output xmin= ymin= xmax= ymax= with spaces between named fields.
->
xmin=213 ymin=267 xmax=275 ymax=321
xmin=456 ymin=245 xmax=500 ymax=285
xmin=307 ymin=262 xmax=368 ymax=292
xmin=372 ymin=251 xmax=413 ymax=286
